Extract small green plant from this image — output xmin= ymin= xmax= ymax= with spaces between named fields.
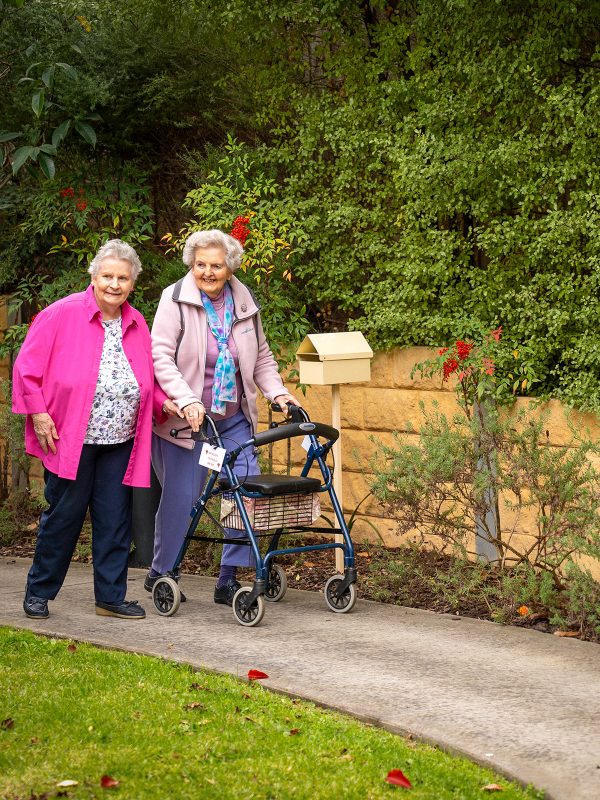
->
xmin=371 ymin=330 xmax=600 ymax=634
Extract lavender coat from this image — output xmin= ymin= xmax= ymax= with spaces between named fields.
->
xmin=151 ymin=271 xmax=286 ymax=447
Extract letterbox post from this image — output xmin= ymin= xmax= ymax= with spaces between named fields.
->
xmin=296 ymin=332 xmax=373 ymax=573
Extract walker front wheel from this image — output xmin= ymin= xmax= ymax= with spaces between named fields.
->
xmin=232 ymin=587 xmax=265 ymax=627
xmin=152 ymin=577 xmax=181 ymax=617
xmin=265 ymin=563 xmax=287 ymax=602
xmin=324 ymin=575 xmax=356 ymax=613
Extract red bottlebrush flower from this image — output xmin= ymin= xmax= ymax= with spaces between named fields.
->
xmin=456 ymin=340 xmax=473 ymax=360
xmin=76 ymin=200 xmax=87 ymax=211
xmin=231 ymin=215 xmax=250 ymax=246
xmin=438 ymin=347 xmax=448 ymax=356
xmin=28 ymin=313 xmax=38 ymax=327
xmin=60 ymin=187 xmax=75 ymax=198
xmin=490 ymin=326 xmax=503 ymax=342
xmin=442 ymin=357 xmax=459 ymax=380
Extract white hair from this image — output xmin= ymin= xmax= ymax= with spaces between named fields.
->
xmin=182 ymin=229 xmax=244 ymax=272
xmin=88 ymin=239 xmax=142 ymax=280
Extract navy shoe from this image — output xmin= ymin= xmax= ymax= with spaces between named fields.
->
xmin=95 ymin=600 xmax=146 ymax=619
xmin=23 ymin=594 xmax=49 ymax=619
xmin=144 ymin=570 xmax=186 ymax=602
xmin=214 ymin=578 xmax=241 ymax=606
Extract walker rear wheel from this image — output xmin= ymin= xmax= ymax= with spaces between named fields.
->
xmin=324 ymin=574 xmax=356 ymax=613
xmin=265 ymin=563 xmax=287 ymax=602
xmin=232 ymin=587 xmax=265 ymax=627
xmin=152 ymin=577 xmax=181 ymax=617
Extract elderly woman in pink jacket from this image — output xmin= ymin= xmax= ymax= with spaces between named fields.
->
xmin=146 ymin=229 xmax=299 ymax=606
xmin=13 ymin=239 xmax=171 ymax=621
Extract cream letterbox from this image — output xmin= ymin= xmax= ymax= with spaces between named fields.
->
xmin=296 ymin=332 xmax=373 ymax=385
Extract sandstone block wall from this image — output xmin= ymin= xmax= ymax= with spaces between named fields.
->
xmin=259 ymin=348 xmax=600 ymax=566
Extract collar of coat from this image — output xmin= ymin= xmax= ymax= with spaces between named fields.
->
xmin=174 ymin=270 xmax=260 ymax=320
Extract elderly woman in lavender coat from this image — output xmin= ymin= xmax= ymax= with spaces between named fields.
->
xmin=145 ymin=229 xmax=299 ymax=605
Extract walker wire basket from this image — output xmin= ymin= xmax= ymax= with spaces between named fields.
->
xmin=220 ymin=491 xmax=321 ymax=531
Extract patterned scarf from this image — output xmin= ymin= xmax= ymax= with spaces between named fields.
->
xmin=201 ymin=284 xmax=237 ymax=414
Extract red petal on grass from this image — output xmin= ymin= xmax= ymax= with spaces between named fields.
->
xmin=385 ymin=769 xmax=413 ymax=788
xmin=67 ymin=644 xmax=77 ymax=653
xmin=100 ymin=775 xmax=120 ymax=789
xmin=1 ymin=718 xmax=14 ymax=730
xmin=482 ymin=784 xmax=504 ymax=792
xmin=247 ymin=669 xmax=269 ymax=681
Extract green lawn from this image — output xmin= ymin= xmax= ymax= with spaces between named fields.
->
xmin=0 ymin=627 xmax=543 ymax=800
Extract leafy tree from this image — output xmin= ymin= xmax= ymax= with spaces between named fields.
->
xmin=217 ymin=0 xmax=600 ymax=410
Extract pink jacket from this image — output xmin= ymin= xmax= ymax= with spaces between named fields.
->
xmin=152 ymin=271 xmax=286 ymax=448
xmin=12 ymin=284 xmax=166 ymax=488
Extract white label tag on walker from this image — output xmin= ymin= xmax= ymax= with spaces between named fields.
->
xmin=301 ymin=435 xmax=312 ymax=452
xmin=199 ymin=443 xmax=226 ymax=471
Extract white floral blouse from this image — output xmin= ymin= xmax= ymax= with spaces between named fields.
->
xmin=84 ymin=318 xmax=141 ymax=444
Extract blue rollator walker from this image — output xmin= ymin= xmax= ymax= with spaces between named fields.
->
xmin=151 ymin=404 xmax=357 ymax=627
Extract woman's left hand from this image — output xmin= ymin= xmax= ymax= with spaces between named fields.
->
xmin=273 ymin=393 xmax=301 ymax=417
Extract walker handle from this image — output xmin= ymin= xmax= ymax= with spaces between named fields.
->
xmin=253 ymin=420 xmax=339 ymax=447
xmin=270 ymin=402 xmax=308 ymax=423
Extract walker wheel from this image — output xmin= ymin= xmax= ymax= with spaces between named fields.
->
xmin=265 ymin=563 xmax=288 ymax=602
xmin=232 ymin=587 xmax=265 ymax=627
xmin=324 ymin=574 xmax=356 ymax=613
xmin=152 ymin=577 xmax=181 ymax=617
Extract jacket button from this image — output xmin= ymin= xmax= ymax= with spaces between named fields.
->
xmin=241 ymin=303 xmax=247 ymax=312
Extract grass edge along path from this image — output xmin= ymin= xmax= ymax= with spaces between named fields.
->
xmin=0 ymin=627 xmax=544 ymax=800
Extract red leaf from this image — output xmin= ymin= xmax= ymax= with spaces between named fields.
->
xmin=100 ymin=775 xmax=119 ymax=789
xmin=1 ymin=718 xmax=14 ymax=730
xmin=289 ymin=728 xmax=300 ymax=735
xmin=67 ymin=644 xmax=77 ymax=653
xmin=247 ymin=669 xmax=269 ymax=681
xmin=385 ymin=769 xmax=413 ymax=789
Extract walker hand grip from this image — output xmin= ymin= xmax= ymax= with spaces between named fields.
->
xmin=253 ymin=421 xmax=339 ymax=447
xmin=270 ymin=402 xmax=307 ymax=423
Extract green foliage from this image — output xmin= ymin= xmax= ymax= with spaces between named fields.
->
xmin=170 ymin=138 xmax=310 ymax=366
xmin=217 ymin=0 xmax=600 ymax=411
xmin=370 ymin=341 xmax=600 ymax=634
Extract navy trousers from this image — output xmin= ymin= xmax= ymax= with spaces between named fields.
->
xmin=26 ymin=439 xmax=134 ymax=605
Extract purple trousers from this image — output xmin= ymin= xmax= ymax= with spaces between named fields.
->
xmin=151 ymin=410 xmax=258 ymax=574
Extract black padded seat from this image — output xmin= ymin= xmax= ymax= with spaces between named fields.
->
xmin=219 ymin=474 xmax=322 ymax=496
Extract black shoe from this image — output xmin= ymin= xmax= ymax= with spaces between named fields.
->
xmin=95 ymin=600 xmax=146 ymax=619
xmin=23 ymin=594 xmax=49 ymax=619
xmin=214 ymin=578 xmax=241 ymax=606
xmin=144 ymin=571 xmax=186 ymax=602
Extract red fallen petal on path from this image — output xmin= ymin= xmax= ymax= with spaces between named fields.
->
xmin=385 ymin=769 xmax=413 ymax=788
xmin=100 ymin=775 xmax=120 ymax=789
xmin=248 ymin=669 xmax=269 ymax=681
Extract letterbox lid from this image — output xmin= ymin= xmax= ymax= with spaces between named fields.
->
xmin=296 ymin=331 xmax=373 ymax=362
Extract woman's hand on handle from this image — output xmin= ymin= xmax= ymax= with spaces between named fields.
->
xmin=273 ymin=393 xmax=301 ymax=418
xmin=182 ymin=402 xmax=205 ymax=433
xmin=31 ymin=412 xmax=59 ymax=455
xmin=162 ymin=399 xmax=184 ymax=419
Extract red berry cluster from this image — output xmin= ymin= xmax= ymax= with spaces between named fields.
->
xmin=231 ymin=215 xmax=250 ymax=246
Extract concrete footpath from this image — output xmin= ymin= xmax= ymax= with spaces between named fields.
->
xmin=2 ymin=557 xmax=600 ymax=800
